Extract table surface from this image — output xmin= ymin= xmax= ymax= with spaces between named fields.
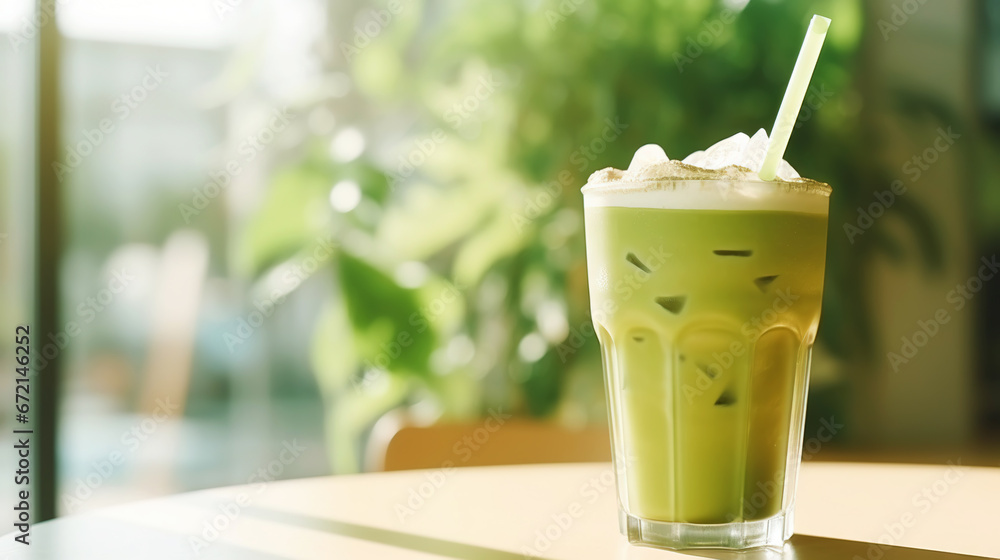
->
xmin=2 ymin=462 xmax=998 ymax=559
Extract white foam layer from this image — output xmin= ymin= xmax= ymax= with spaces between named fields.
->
xmin=583 ymin=178 xmax=830 ymax=214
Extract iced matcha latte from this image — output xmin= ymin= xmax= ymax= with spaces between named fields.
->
xmin=582 ymin=134 xmax=831 ymax=549
xmin=581 ymin=13 xmax=834 ymax=550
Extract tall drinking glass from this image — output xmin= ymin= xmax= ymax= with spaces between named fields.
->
xmin=582 ymin=177 xmax=830 ymax=549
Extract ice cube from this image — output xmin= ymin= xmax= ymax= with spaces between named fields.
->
xmin=714 ymin=388 xmax=736 ymax=406
xmin=681 ymin=150 xmax=705 ymax=165
xmin=655 ymin=295 xmax=687 ymax=314
xmin=625 ymin=252 xmax=651 ymax=273
xmin=697 ymin=363 xmax=719 ymax=380
xmin=776 ymin=160 xmax=800 ymax=180
xmin=713 ymin=249 xmax=753 ymax=257
xmin=627 ymin=144 xmax=669 ymax=172
xmin=625 ymin=130 xmax=804 ymax=181
xmin=736 ymin=128 xmax=769 ymax=172
xmin=682 ymin=132 xmax=749 ymax=169
xmin=754 ymin=275 xmax=778 ymax=292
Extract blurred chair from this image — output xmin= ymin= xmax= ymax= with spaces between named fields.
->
xmin=373 ymin=415 xmax=1000 ymax=471
xmin=372 ymin=414 xmax=611 ymax=471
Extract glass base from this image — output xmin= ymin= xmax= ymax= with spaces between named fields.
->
xmin=618 ymin=508 xmax=793 ymax=550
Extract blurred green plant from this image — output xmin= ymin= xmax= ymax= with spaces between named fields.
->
xmin=238 ymin=0 xmax=941 ymax=471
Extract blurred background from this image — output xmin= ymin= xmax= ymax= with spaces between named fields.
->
xmin=2 ymin=0 xmax=999 ymax=522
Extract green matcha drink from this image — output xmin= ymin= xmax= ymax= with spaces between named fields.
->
xmin=581 ymin=15 xmax=833 ymax=549
xmin=582 ymin=138 xmax=831 ymax=549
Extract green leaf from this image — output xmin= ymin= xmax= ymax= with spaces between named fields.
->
xmin=310 ymin=301 xmax=357 ymax=396
xmin=890 ymin=194 xmax=945 ymax=272
xmin=326 ymin=374 xmax=409 ymax=473
xmin=431 ymin=368 xmax=483 ymax=419
xmin=453 ymin=208 xmax=532 ymax=287
xmin=239 ymin=164 xmax=332 ymax=277
xmin=336 ymin=251 xmax=435 ymax=376
xmin=415 ymin=275 xmax=466 ymax=335
xmin=376 ymin=182 xmax=496 ymax=261
xmin=520 ymin=350 xmax=564 ymax=417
